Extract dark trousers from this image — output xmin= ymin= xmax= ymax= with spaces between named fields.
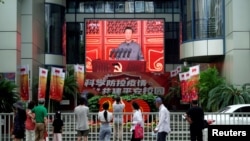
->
xmin=190 ymin=128 xmax=203 ymax=141
xmin=157 ymin=131 xmax=168 ymax=141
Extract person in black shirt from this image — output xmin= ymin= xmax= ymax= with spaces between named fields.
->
xmin=185 ymin=100 xmax=204 ymax=141
xmin=52 ymin=111 xmax=64 ymax=141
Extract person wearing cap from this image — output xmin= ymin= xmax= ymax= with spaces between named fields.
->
xmin=112 ymin=96 xmax=125 ymax=141
xmin=32 ymin=99 xmax=48 ymax=141
xmin=185 ymin=100 xmax=204 ymax=141
xmin=12 ymin=101 xmax=27 ymax=141
xmin=154 ymin=97 xmax=171 ymax=141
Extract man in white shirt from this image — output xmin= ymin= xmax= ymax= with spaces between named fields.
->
xmin=112 ymin=96 xmax=125 ymax=141
xmin=154 ymin=97 xmax=171 ymax=141
xmin=74 ymin=97 xmax=89 ymax=141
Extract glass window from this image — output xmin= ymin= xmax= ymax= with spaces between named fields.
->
xmin=135 ymin=1 xmax=144 ymax=13
xmin=125 ymin=1 xmax=134 ymax=13
xmin=182 ymin=0 xmax=193 ymax=41
xmin=66 ymin=22 xmax=84 ymax=64
xmin=154 ymin=1 xmax=165 ymax=13
xmin=66 ymin=0 xmax=76 ymax=13
xmin=194 ymin=0 xmax=208 ymax=39
xmin=105 ymin=1 xmax=114 ymax=13
xmin=165 ymin=0 xmax=172 ymax=13
xmin=207 ymin=0 xmax=223 ymax=38
xmin=145 ymin=1 xmax=154 ymax=13
xmin=173 ymin=0 xmax=180 ymax=13
xmin=235 ymin=107 xmax=250 ymax=113
xmin=95 ymin=1 xmax=105 ymax=13
xmin=115 ymin=1 xmax=125 ymax=13
xmin=45 ymin=4 xmax=65 ymax=54
xmin=81 ymin=1 xmax=94 ymax=13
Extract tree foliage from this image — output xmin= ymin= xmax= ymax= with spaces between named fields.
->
xmin=197 ymin=67 xmax=224 ymax=111
xmin=207 ymin=83 xmax=250 ymax=111
xmin=0 ymin=79 xmax=19 ymax=113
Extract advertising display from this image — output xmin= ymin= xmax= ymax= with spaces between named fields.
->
xmin=85 ymin=19 xmax=165 ymax=72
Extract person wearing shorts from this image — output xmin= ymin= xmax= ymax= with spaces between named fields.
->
xmin=74 ymin=97 xmax=89 ymax=141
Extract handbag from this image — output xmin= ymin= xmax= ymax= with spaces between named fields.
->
xmin=134 ymin=124 xmax=143 ymax=139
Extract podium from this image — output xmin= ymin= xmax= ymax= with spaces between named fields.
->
xmin=92 ymin=60 xmax=146 ymax=72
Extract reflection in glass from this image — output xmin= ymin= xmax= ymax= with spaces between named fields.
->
xmin=183 ymin=0 xmax=192 ymax=40
xmin=181 ymin=0 xmax=224 ymax=41
xmin=115 ymin=1 xmax=125 ymax=13
xmin=195 ymin=0 xmax=207 ymax=39
xmin=84 ymin=1 xmax=94 ymax=13
xmin=207 ymin=0 xmax=223 ymax=37
xmin=78 ymin=2 xmax=84 ymax=12
xmin=125 ymin=1 xmax=134 ymax=13
xmin=105 ymin=1 xmax=114 ymax=13
xmin=95 ymin=1 xmax=104 ymax=13
xmin=45 ymin=4 xmax=65 ymax=54
xmin=135 ymin=1 xmax=144 ymax=13
xmin=145 ymin=1 xmax=154 ymax=13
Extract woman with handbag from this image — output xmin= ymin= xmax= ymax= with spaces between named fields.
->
xmin=130 ymin=101 xmax=143 ymax=141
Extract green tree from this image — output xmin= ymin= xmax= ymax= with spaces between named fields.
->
xmin=63 ymin=66 xmax=78 ymax=98
xmin=207 ymin=83 xmax=250 ymax=111
xmin=197 ymin=67 xmax=224 ymax=111
xmin=0 ymin=79 xmax=19 ymax=112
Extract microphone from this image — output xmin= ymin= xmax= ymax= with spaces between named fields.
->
xmin=127 ymin=48 xmax=132 ymax=58
xmin=117 ymin=48 xmax=123 ymax=59
xmin=122 ymin=48 xmax=128 ymax=58
xmin=109 ymin=48 xmax=115 ymax=58
xmin=113 ymin=48 xmax=118 ymax=58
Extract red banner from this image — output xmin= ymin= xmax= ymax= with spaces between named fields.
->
xmin=83 ymin=72 xmax=170 ymax=95
xmin=38 ymin=67 xmax=48 ymax=100
xmin=49 ymin=67 xmax=64 ymax=101
xmin=179 ymin=65 xmax=200 ymax=103
xmin=74 ymin=65 xmax=84 ymax=93
xmin=20 ymin=65 xmax=29 ymax=101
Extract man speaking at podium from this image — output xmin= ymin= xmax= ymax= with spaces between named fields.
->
xmin=111 ymin=27 xmax=144 ymax=61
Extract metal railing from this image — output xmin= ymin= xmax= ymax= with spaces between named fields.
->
xmin=1 ymin=112 xmax=250 ymax=141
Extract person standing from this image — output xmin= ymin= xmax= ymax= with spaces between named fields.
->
xmin=98 ymin=102 xmax=113 ymax=141
xmin=130 ymin=101 xmax=143 ymax=141
xmin=116 ymin=26 xmax=144 ymax=60
xmin=32 ymin=99 xmax=48 ymax=141
xmin=74 ymin=97 xmax=89 ymax=141
xmin=52 ymin=111 xmax=64 ymax=141
xmin=12 ymin=101 xmax=27 ymax=141
xmin=185 ymin=100 xmax=204 ymax=141
xmin=154 ymin=97 xmax=171 ymax=141
xmin=112 ymin=96 xmax=125 ymax=141
xmin=25 ymin=101 xmax=36 ymax=141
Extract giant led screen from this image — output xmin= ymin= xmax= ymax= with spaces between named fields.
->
xmin=85 ymin=19 xmax=164 ymax=72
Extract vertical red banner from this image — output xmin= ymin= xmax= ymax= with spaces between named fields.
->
xmin=20 ymin=65 xmax=29 ymax=101
xmin=179 ymin=65 xmax=200 ymax=103
xmin=49 ymin=67 xmax=64 ymax=101
xmin=38 ymin=67 xmax=48 ymax=100
xmin=188 ymin=65 xmax=200 ymax=101
xmin=74 ymin=65 xmax=85 ymax=93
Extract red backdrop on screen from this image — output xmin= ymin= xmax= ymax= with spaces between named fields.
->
xmin=85 ymin=19 xmax=165 ymax=72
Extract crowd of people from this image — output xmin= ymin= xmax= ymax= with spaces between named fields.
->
xmin=12 ymin=96 xmax=209 ymax=141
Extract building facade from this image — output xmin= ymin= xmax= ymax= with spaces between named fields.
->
xmin=0 ymin=0 xmax=249 ymax=100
